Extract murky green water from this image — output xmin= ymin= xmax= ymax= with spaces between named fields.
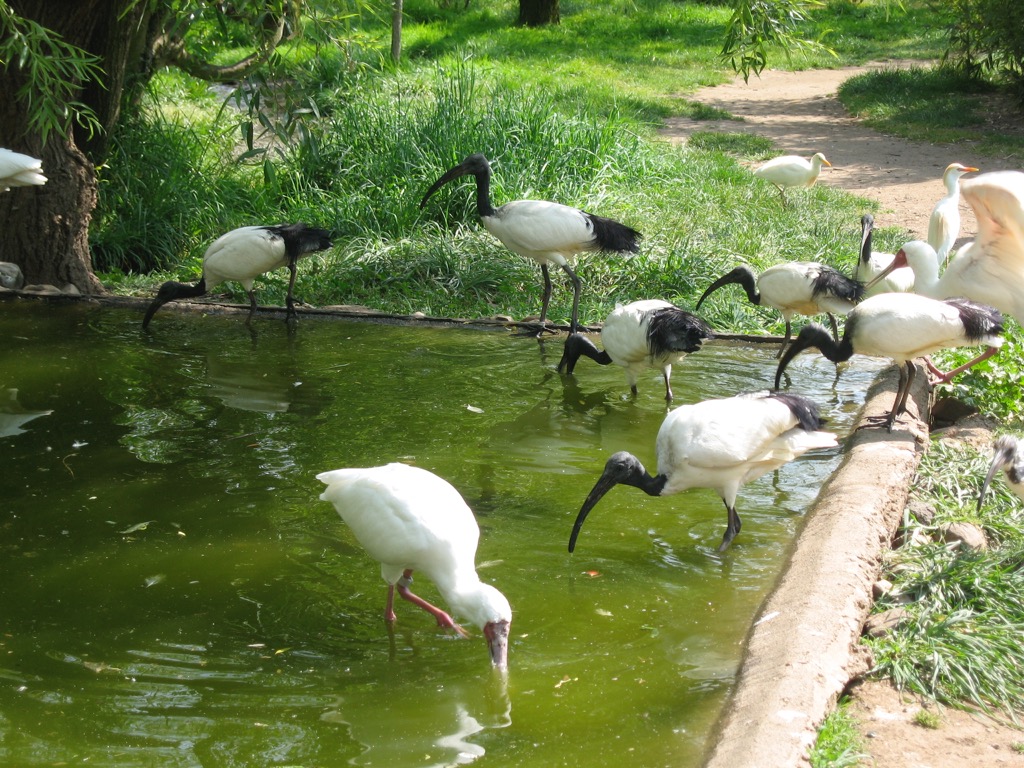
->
xmin=0 ymin=300 xmax=884 ymax=767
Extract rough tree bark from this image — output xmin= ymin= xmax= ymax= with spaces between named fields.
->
xmin=518 ymin=0 xmax=560 ymax=27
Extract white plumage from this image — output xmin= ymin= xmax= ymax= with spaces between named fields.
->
xmin=855 ymin=213 xmax=914 ymax=297
xmin=567 ymin=392 xmax=837 ymax=553
xmin=696 ymin=262 xmax=863 ymax=356
xmin=556 ymin=299 xmax=714 ymax=401
xmin=775 ymin=292 xmax=1004 ymax=431
xmin=317 ymin=463 xmax=512 ymax=667
xmin=142 ymin=224 xmax=332 ymax=327
xmin=753 ymin=152 xmax=831 ymax=206
xmin=978 ymin=435 xmax=1024 ymax=511
xmin=419 ymin=153 xmax=641 ymax=334
xmin=0 ymin=148 xmax=47 ymax=191
xmin=927 ymin=162 xmax=978 ymax=264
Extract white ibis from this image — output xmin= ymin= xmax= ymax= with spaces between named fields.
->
xmin=419 ymin=153 xmax=641 ymax=334
xmin=855 ymin=214 xmax=914 ymax=297
xmin=557 ymin=299 xmax=714 ymax=401
xmin=142 ymin=224 xmax=333 ymax=327
xmin=695 ymin=262 xmax=863 ymax=356
xmin=978 ymin=435 xmax=1024 ymax=511
xmin=753 ymin=152 xmax=831 ymax=207
xmin=568 ymin=391 xmax=837 ymax=553
xmin=927 ymin=162 xmax=979 ymax=264
xmin=0 ymin=148 xmax=47 ymax=191
xmin=774 ymin=292 xmax=1004 ymax=431
xmin=317 ymin=462 xmax=512 ymax=668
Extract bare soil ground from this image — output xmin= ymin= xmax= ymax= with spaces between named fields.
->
xmin=660 ymin=64 xmax=1024 ymax=766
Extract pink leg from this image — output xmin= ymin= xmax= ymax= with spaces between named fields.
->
xmin=384 ymin=584 xmax=397 ymax=623
xmin=928 ymin=346 xmax=999 ymax=385
xmin=395 ymin=570 xmax=469 ymax=637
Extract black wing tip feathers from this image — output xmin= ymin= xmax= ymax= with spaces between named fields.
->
xmin=767 ymin=391 xmax=826 ymax=431
xmin=647 ymin=307 xmax=715 ymax=356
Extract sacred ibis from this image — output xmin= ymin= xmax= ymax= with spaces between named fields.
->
xmin=567 ymin=391 xmax=837 ymax=553
xmin=419 ymin=153 xmax=641 ymax=334
xmin=317 ymin=463 xmax=512 ymax=668
xmin=0 ymin=148 xmax=47 ymax=191
xmin=695 ymin=262 xmax=863 ymax=357
xmin=753 ymin=152 xmax=831 ymax=207
xmin=142 ymin=224 xmax=333 ymax=327
xmin=557 ymin=299 xmax=714 ymax=401
xmin=977 ymin=435 xmax=1024 ymax=511
xmin=927 ymin=162 xmax=978 ymax=264
xmin=774 ymin=293 xmax=1004 ymax=431
xmin=855 ymin=214 xmax=914 ymax=297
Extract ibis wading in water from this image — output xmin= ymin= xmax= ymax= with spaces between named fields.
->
xmin=419 ymin=153 xmax=641 ymax=334
xmin=317 ymin=463 xmax=512 ymax=668
xmin=0 ymin=148 xmax=47 ymax=191
xmin=869 ymin=171 xmax=1024 ymax=325
xmin=855 ymin=213 xmax=914 ymax=297
xmin=142 ymin=224 xmax=333 ymax=327
xmin=927 ymin=162 xmax=979 ymax=264
xmin=557 ymin=299 xmax=714 ymax=401
xmin=774 ymin=293 xmax=1004 ymax=431
xmin=978 ymin=435 xmax=1024 ymax=511
xmin=567 ymin=392 xmax=837 ymax=553
xmin=753 ymin=152 xmax=831 ymax=207
xmin=696 ymin=262 xmax=863 ymax=357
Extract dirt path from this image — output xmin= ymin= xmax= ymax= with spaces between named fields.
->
xmin=661 ymin=65 xmax=1024 ymax=767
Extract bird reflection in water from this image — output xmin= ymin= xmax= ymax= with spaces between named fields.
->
xmin=0 ymin=388 xmax=53 ymax=438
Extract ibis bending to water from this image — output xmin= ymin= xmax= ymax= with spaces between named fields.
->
xmin=557 ymin=299 xmax=714 ymax=401
xmin=927 ymin=162 xmax=979 ymax=264
xmin=753 ymin=152 xmax=831 ymax=207
xmin=855 ymin=214 xmax=914 ymax=297
xmin=317 ymin=463 xmax=512 ymax=668
xmin=567 ymin=391 xmax=837 ymax=553
xmin=142 ymin=224 xmax=333 ymax=327
xmin=978 ymin=435 xmax=1024 ymax=511
xmin=774 ymin=292 xmax=1004 ymax=431
xmin=419 ymin=153 xmax=641 ymax=334
xmin=0 ymin=148 xmax=47 ymax=191
xmin=695 ymin=262 xmax=863 ymax=357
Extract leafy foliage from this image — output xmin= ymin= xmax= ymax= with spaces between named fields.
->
xmin=720 ymin=0 xmax=835 ymax=82
xmin=945 ymin=0 xmax=1024 ymax=103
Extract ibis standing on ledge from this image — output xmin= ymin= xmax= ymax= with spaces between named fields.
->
xmin=142 ymin=224 xmax=333 ymax=328
xmin=567 ymin=392 xmax=837 ymax=553
xmin=419 ymin=153 xmax=641 ymax=334
xmin=557 ymin=299 xmax=713 ymax=401
xmin=317 ymin=463 xmax=512 ymax=668
xmin=696 ymin=262 xmax=864 ymax=357
xmin=774 ymin=292 xmax=1004 ymax=432
xmin=927 ymin=162 xmax=979 ymax=264
xmin=978 ymin=435 xmax=1024 ymax=511
xmin=0 ymin=148 xmax=47 ymax=191
xmin=753 ymin=152 xmax=831 ymax=207
xmin=855 ymin=214 xmax=914 ymax=297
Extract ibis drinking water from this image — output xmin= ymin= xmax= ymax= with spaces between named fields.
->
xmin=317 ymin=463 xmax=512 ymax=668
xmin=419 ymin=153 xmax=641 ymax=334
xmin=753 ymin=152 xmax=831 ymax=207
xmin=557 ymin=299 xmax=714 ymax=401
xmin=567 ymin=391 xmax=837 ymax=553
xmin=774 ymin=292 xmax=1004 ymax=431
xmin=696 ymin=262 xmax=863 ymax=357
xmin=927 ymin=162 xmax=978 ymax=264
xmin=977 ymin=435 xmax=1024 ymax=511
xmin=142 ymin=224 xmax=333 ymax=327
xmin=0 ymin=148 xmax=47 ymax=191
xmin=855 ymin=214 xmax=914 ymax=297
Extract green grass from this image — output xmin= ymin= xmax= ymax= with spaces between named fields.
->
xmin=810 ymin=698 xmax=866 ymax=768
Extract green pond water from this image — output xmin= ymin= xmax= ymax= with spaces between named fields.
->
xmin=0 ymin=300 xmax=885 ymax=767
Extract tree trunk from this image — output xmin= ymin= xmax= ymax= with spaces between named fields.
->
xmin=1 ymin=0 xmax=147 ymax=293
xmin=517 ymin=0 xmax=559 ymax=26
xmin=391 ymin=0 xmax=403 ymax=63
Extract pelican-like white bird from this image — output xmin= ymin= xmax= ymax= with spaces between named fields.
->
xmin=978 ymin=435 xmax=1024 ymax=511
xmin=142 ymin=224 xmax=333 ymax=327
xmin=0 ymin=148 xmax=47 ymax=191
xmin=927 ymin=162 xmax=979 ymax=264
xmin=696 ymin=262 xmax=863 ymax=356
xmin=774 ymin=293 xmax=1004 ymax=431
xmin=556 ymin=299 xmax=713 ymax=401
xmin=856 ymin=214 xmax=914 ymax=297
xmin=753 ymin=152 xmax=831 ymax=206
xmin=567 ymin=391 xmax=837 ymax=553
xmin=419 ymin=153 xmax=641 ymax=334
xmin=317 ymin=463 xmax=512 ymax=668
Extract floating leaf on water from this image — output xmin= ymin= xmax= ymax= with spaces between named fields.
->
xmin=120 ymin=521 xmax=156 ymax=534
xmin=143 ymin=574 xmax=165 ymax=588
xmin=465 ymin=404 xmax=484 ymax=414
xmin=72 ymin=441 xmax=88 ymax=449
xmin=595 ymin=608 xmax=613 ymax=617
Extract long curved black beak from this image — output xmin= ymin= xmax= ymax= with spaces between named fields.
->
xmin=978 ymin=454 xmax=1008 ymax=512
xmin=420 ymin=162 xmax=472 ymax=209
xmin=485 ymin=619 xmax=511 ymax=668
xmin=568 ymin=472 xmax=620 ymax=553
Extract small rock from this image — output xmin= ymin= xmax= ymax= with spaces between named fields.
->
xmin=930 ymin=396 xmax=979 ymax=429
xmin=863 ymin=607 xmax=910 ymax=638
xmin=0 ymin=262 xmax=24 ymax=290
xmin=21 ymin=283 xmax=63 ymax=296
xmin=906 ymin=500 xmax=936 ymax=526
xmin=872 ymin=579 xmax=894 ymax=599
xmin=61 ymin=283 xmax=81 ymax=296
xmin=936 ymin=521 xmax=988 ymax=551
